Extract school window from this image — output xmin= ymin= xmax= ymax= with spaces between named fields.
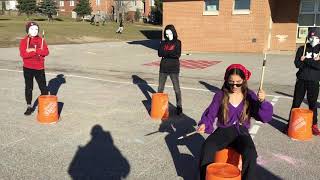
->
xmin=203 ymin=0 xmax=219 ymax=15
xmin=296 ymin=0 xmax=320 ymax=41
xmin=234 ymin=0 xmax=250 ymax=10
xmin=232 ymin=0 xmax=250 ymax=15
xmin=205 ymin=0 xmax=219 ymax=11
xmin=298 ymin=0 xmax=320 ymax=26
xmin=70 ymin=0 xmax=75 ymax=6
xmin=59 ymin=0 xmax=64 ymax=7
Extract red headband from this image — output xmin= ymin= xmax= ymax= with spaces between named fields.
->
xmin=224 ymin=64 xmax=251 ymax=81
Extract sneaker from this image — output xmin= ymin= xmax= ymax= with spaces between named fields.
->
xmin=312 ymin=125 xmax=320 ymax=136
xmin=176 ymin=106 xmax=183 ymax=115
xmin=24 ymin=107 xmax=34 ymax=116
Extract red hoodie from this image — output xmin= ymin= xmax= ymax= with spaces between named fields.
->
xmin=19 ymin=35 xmax=49 ymax=70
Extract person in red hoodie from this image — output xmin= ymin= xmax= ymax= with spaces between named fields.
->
xmin=19 ymin=22 xmax=49 ymax=115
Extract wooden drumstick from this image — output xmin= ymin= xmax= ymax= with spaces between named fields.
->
xmin=259 ymin=53 xmax=267 ymax=91
xmin=27 ymin=36 xmax=29 ymax=50
xmin=303 ymin=37 xmax=308 ymax=56
xmin=177 ymin=131 xmax=198 ymax=140
xmin=41 ymin=30 xmax=45 ymax=50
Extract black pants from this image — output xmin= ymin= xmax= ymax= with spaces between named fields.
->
xmin=199 ymin=126 xmax=257 ymax=180
xmin=23 ymin=67 xmax=48 ymax=105
xmin=291 ymin=79 xmax=319 ymax=125
xmin=158 ymin=73 xmax=182 ymax=107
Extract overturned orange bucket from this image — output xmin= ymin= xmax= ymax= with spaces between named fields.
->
xmin=151 ymin=93 xmax=169 ymax=120
xmin=288 ymin=108 xmax=313 ymax=141
xmin=206 ymin=163 xmax=241 ymax=180
xmin=215 ymin=148 xmax=242 ymax=170
xmin=37 ymin=95 xmax=59 ymax=124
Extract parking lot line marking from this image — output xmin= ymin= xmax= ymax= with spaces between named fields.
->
xmin=249 ymin=125 xmax=260 ymax=135
xmin=0 ymin=68 xmax=298 ymax=98
xmin=1 ymin=138 xmax=25 ymax=148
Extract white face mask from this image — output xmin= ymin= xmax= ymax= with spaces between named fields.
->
xmin=309 ymin=36 xmax=320 ymax=47
xmin=165 ymin=30 xmax=174 ymax=41
xmin=28 ymin=25 xmax=38 ymax=37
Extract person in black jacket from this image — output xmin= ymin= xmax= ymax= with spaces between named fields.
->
xmin=290 ymin=27 xmax=320 ymax=135
xmin=116 ymin=19 xmax=124 ymax=34
xmin=158 ymin=24 xmax=182 ymax=115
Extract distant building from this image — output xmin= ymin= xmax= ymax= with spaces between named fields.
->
xmin=57 ymin=0 xmax=144 ymax=21
xmin=4 ymin=1 xmax=18 ymax=10
xmin=162 ymin=0 xmax=309 ymax=53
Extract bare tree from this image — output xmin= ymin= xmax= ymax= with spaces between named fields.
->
xmin=114 ymin=0 xmax=130 ymax=22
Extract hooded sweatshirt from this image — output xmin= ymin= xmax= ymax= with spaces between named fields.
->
xmin=19 ymin=35 xmax=49 ymax=70
xmin=158 ymin=25 xmax=181 ymax=73
xmin=294 ymin=43 xmax=320 ymax=81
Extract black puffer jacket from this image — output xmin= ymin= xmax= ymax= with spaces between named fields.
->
xmin=295 ymin=43 xmax=320 ymax=81
xmin=158 ymin=25 xmax=181 ymax=73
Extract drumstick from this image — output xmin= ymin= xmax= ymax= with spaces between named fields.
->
xmin=303 ymin=37 xmax=308 ymax=56
xmin=27 ymin=36 xmax=29 ymax=50
xmin=259 ymin=53 xmax=267 ymax=91
xmin=41 ymin=30 xmax=45 ymax=49
xmin=177 ymin=131 xmax=198 ymax=140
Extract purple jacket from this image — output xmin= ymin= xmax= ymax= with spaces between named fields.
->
xmin=198 ymin=90 xmax=273 ymax=134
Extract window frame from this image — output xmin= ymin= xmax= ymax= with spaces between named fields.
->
xmin=59 ymin=0 xmax=64 ymax=7
xmin=96 ymin=0 xmax=101 ymax=6
xmin=70 ymin=0 xmax=75 ymax=7
xmin=232 ymin=0 xmax=251 ymax=15
xmin=296 ymin=0 xmax=320 ymax=43
xmin=203 ymin=0 xmax=219 ymax=16
xmin=298 ymin=0 xmax=320 ymax=26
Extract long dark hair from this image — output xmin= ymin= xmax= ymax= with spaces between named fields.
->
xmin=164 ymin=24 xmax=178 ymax=41
xmin=219 ymin=68 xmax=250 ymax=125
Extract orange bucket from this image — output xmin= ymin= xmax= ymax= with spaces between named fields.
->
xmin=37 ymin=95 xmax=59 ymax=124
xmin=288 ymin=108 xmax=313 ymax=141
xmin=151 ymin=93 xmax=169 ymax=120
xmin=215 ymin=148 xmax=242 ymax=170
xmin=206 ymin=163 xmax=241 ymax=180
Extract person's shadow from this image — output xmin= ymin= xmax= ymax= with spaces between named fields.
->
xmin=256 ymin=164 xmax=283 ymax=180
xmin=132 ymin=75 xmax=205 ymax=180
xmin=48 ymin=74 xmax=66 ymax=96
xmin=32 ymin=74 xmax=66 ymax=116
xmin=275 ymin=91 xmax=320 ymax=107
xmin=199 ymin=81 xmax=221 ymax=93
xmin=132 ymin=75 xmax=156 ymax=115
xmin=127 ymin=39 xmax=160 ymax=50
xmin=68 ymin=125 xmax=130 ymax=180
xmin=159 ymin=113 xmax=205 ymax=180
xmin=268 ymin=114 xmax=288 ymax=134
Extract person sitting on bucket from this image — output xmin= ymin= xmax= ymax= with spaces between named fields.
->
xmin=19 ymin=22 xmax=49 ymax=115
xmin=197 ymin=64 xmax=273 ymax=180
xmin=157 ymin=24 xmax=183 ymax=115
xmin=116 ymin=19 xmax=124 ymax=34
xmin=289 ymin=27 xmax=320 ymax=136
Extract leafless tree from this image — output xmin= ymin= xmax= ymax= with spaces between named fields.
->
xmin=114 ymin=0 xmax=130 ymax=22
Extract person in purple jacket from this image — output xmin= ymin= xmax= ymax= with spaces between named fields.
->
xmin=197 ymin=64 xmax=273 ymax=180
